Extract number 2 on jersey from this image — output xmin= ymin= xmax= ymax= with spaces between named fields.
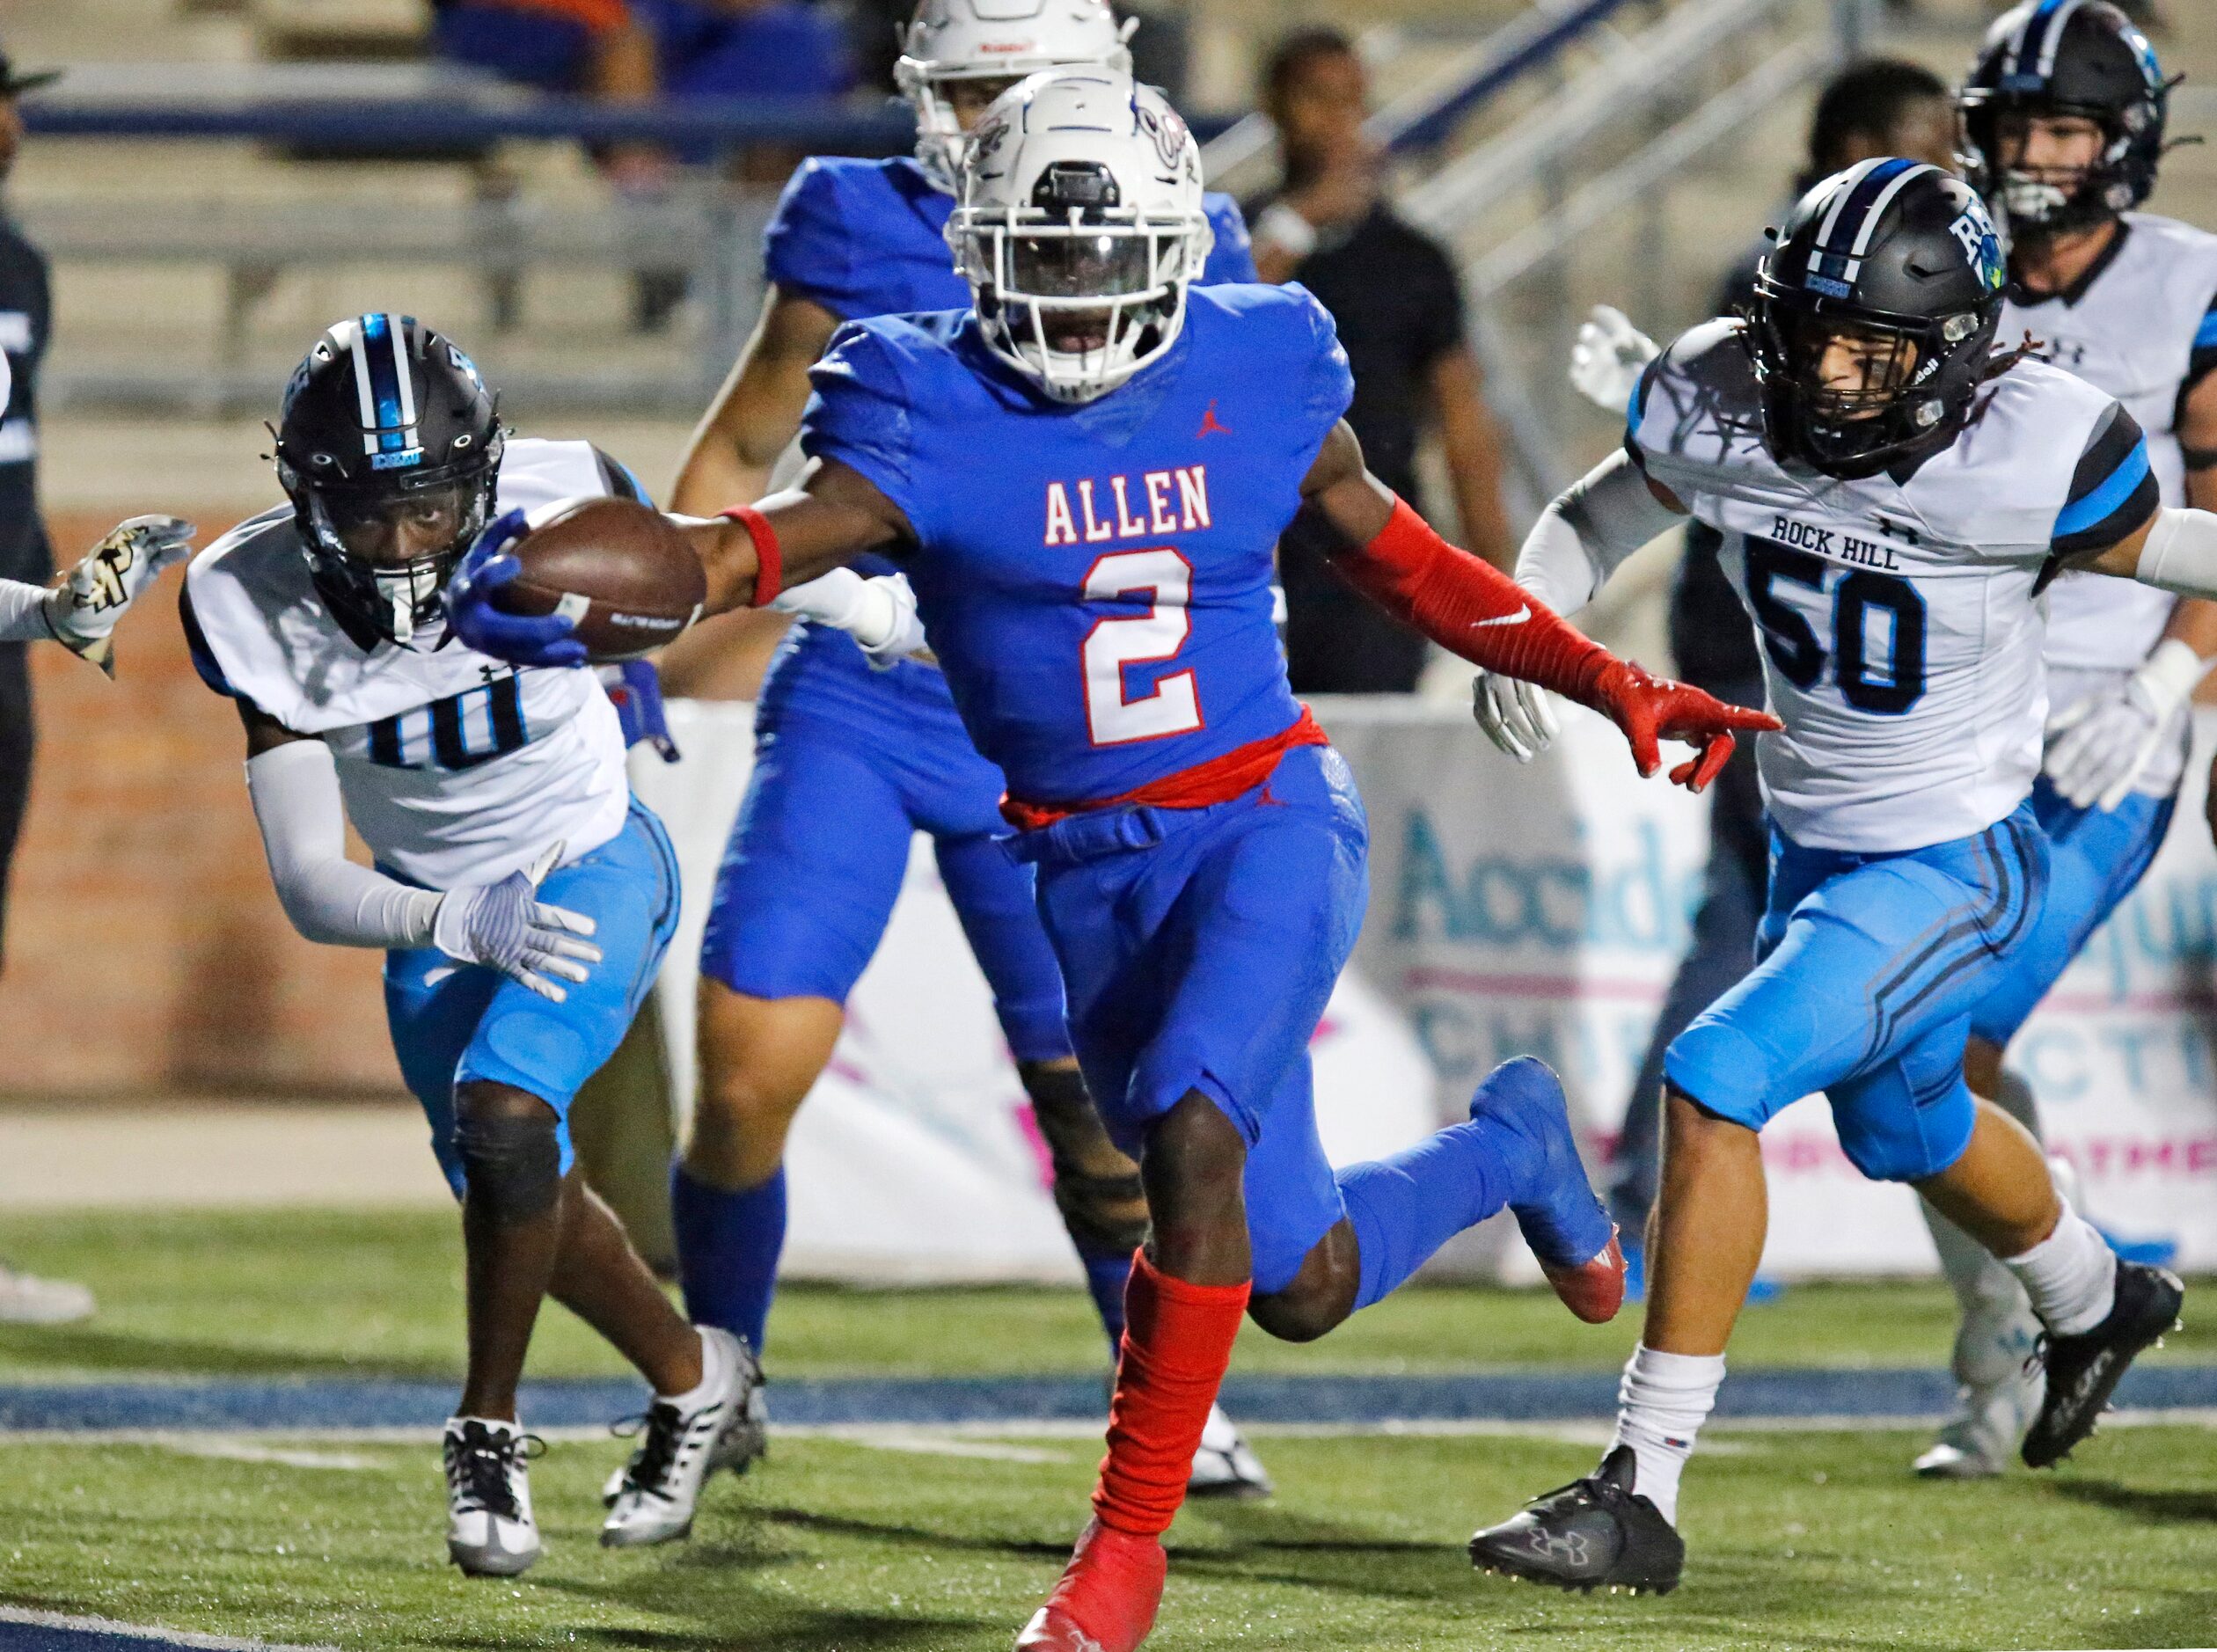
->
xmin=1082 ymin=548 xmax=1204 ymax=746
xmin=1745 ymin=537 xmax=1926 ymax=714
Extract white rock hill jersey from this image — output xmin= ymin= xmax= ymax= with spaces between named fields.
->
xmin=1628 ymin=320 xmax=2158 ymax=854
xmin=181 ymin=437 xmax=637 ymax=889
xmin=2004 ymin=213 xmax=2217 ymax=679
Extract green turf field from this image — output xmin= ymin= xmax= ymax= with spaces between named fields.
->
xmin=4 ymin=1207 xmax=2213 ymax=1381
xmin=0 ymin=1209 xmax=2212 ymax=1651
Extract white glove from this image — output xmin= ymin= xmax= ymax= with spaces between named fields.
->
xmin=432 ymin=843 xmax=603 ymax=1003
xmin=1472 ymin=667 xmax=1562 ymax=763
xmin=773 ymin=567 xmax=928 ymax=667
xmin=1569 ymin=305 xmax=1661 ymax=419
xmin=45 ymin=515 xmax=197 ymax=675
xmin=2043 ymin=639 xmax=2209 ymax=812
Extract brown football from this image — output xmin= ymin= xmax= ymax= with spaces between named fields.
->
xmin=494 ymin=495 xmax=706 ymax=662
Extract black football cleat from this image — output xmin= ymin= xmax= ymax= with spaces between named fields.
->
xmin=1469 ymin=1444 xmax=1685 ymax=1596
xmin=2021 ymin=1259 xmax=2184 ymax=1469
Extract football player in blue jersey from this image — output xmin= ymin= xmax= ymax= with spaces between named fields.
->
xmin=662 ymin=0 xmax=1270 ymax=1495
xmin=450 ymin=71 xmax=1772 ymax=1650
xmin=1467 ymin=158 xmax=2217 ymax=1597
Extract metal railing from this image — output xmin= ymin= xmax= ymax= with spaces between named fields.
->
xmin=1402 ymin=0 xmax=1869 ymax=505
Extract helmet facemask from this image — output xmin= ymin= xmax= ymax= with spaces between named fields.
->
xmin=1961 ymin=97 xmax=2145 ymax=237
xmin=899 ymin=62 xmax=1022 ymax=189
xmin=282 ymin=437 xmax=500 ymax=649
xmin=956 ymin=158 xmax=1209 ymax=403
xmin=1752 ymin=283 xmax=1994 ymax=479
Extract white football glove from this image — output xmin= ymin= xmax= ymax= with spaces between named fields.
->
xmin=432 ymin=842 xmax=603 ymax=1003
xmin=2043 ymin=639 xmax=2209 ymax=812
xmin=45 ymin=515 xmax=196 ymax=675
xmin=1472 ymin=667 xmax=1562 ymax=763
xmin=1569 ymin=305 xmax=1661 ymax=419
xmin=773 ymin=567 xmax=928 ymax=668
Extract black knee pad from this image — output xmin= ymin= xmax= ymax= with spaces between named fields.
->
xmin=452 ymin=1108 xmax=563 ymax=1219
xmin=1026 ymin=1066 xmax=1150 ymax=1255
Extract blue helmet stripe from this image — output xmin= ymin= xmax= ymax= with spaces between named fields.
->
xmin=357 ymin=311 xmax=413 ymax=456
xmin=2006 ymin=0 xmax=2082 ymax=87
xmin=1821 ymin=157 xmax=1918 ymax=258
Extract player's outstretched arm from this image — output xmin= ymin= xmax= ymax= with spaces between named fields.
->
xmin=669 ymin=289 xmax=841 ymax=517
xmin=0 ymin=516 xmax=195 ymax=674
xmin=443 ymin=457 xmax=914 ymax=669
xmin=1299 ymin=420 xmax=1777 ymax=792
xmin=678 ymin=455 xmax=918 ymax=617
xmin=238 ymin=701 xmax=603 ymax=1001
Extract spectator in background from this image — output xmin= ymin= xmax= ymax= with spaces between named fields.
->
xmin=1248 ymin=26 xmax=1515 ymax=693
xmin=433 ymin=0 xmax=852 ymax=326
xmin=433 ymin=0 xmax=852 ymax=113
xmin=0 ymin=46 xmax=92 ymax=1328
xmin=1591 ymin=58 xmax=1957 ymax=1276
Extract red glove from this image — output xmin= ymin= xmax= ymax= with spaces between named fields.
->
xmin=1334 ymin=497 xmax=1778 ymax=793
xmin=1589 ymin=659 xmax=1777 ymax=793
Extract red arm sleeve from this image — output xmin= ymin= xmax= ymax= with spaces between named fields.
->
xmin=1328 ymin=497 xmax=1614 ymax=708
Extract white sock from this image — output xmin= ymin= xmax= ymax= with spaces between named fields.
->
xmin=2002 ymin=1205 xmax=2116 ymax=1337
xmin=661 ymin=1326 xmax=729 ymax=1409
xmin=1607 ymin=1345 xmax=1724 ymax=1527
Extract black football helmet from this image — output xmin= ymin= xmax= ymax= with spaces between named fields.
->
xmin=1958 ymin=0 xmax=2169 ymax=240
xmin=274 ymin=314 xmax=503 ymax=649
xmin=1750 ymin=160 xmax=2008 ymax=480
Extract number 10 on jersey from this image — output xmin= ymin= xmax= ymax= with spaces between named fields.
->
xmin=1082 ymin=548 xmax=1204 ymax=746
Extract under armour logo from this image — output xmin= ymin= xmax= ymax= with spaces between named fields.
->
xmin=1523 ymin=1528 xmax=1592 ymax=1566
xmin=1197 ymin=401 xmax=1231 ymax=438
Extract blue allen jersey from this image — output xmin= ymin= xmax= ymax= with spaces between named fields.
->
xmin=800 ymin=282 xmax=1355 ymax=806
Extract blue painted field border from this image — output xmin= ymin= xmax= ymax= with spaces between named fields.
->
xmin=2 ymin=1367 xmax=2214 ymax=1434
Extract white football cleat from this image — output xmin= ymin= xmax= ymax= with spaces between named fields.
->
xmin=1913 ymin=1296 xmax=2045 ymax=1480
xmin=443 ymin=1416 xmax=542 ymax=1576
xmin=1187 ymin=1403 xmax=1272 ymax=1499
xmin=602 ymin=1327 xmax=764 ymax=1547
xmin=0 ymin=1262 xmax=94 ymax=1325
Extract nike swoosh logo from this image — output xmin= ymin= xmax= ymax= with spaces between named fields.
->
xmin=1474 ymin=606 xmax=1530 ymax=627
xmin=423 ymin=966 xmax=459 ymax=987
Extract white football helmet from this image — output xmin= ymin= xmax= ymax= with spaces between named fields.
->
xmin=896 ymin=0 xmax=1132 ymax=188
xmin=948 ymin=71 xmax=1212 ymax=404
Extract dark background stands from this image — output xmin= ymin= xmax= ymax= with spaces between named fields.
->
xmin=1248 ymin=27 xmax=1515 ymax=694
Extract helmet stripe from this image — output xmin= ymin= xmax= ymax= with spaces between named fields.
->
xmin=342 ymin=318 xmax=379 ymax=456
xmin=356 ymin=312 xmax=415 ymax=457
xmin=1809 ymin=157 xmax=1930 ymax=291
xmin=2004 ymin=0 xmax=2086 ymax=84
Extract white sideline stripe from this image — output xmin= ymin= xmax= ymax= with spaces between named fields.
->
xmin=0 ymin=1605 xmax=333 ymax=1651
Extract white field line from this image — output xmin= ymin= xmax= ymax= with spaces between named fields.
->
xmin=0 ymin=1604 xmax=334 ymax=1651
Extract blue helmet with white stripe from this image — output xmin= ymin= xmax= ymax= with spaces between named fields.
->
xmin=275 ymin=314 xmax=504 ymax=650
xmin=1959 ymin=0 xmax=2168 ymax=238
xmin=1750 ymin=160 xmax=2006 ymax=479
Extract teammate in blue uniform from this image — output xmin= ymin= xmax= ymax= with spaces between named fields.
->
xmin=662 ymin=0 xmax=1268 ymax=1495
xmin=451 ymin=72 xmax=1769 ymax=1650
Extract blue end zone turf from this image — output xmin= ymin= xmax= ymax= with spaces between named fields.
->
xmin=3 ymin=1367 xmax=2214 ymax=1433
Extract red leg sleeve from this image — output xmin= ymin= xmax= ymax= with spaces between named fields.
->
xmin=1091 ymin=1252 xmax=1249 ymax=1538
xmin=1329 ymin=497 xmax=1614 ymax=708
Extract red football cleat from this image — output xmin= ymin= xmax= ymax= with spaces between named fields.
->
xmin=1539 ymin=1225 xmax=1627 ymax=1325
xmin=1015 ymin=1518 xmax=1167 ymax=1652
